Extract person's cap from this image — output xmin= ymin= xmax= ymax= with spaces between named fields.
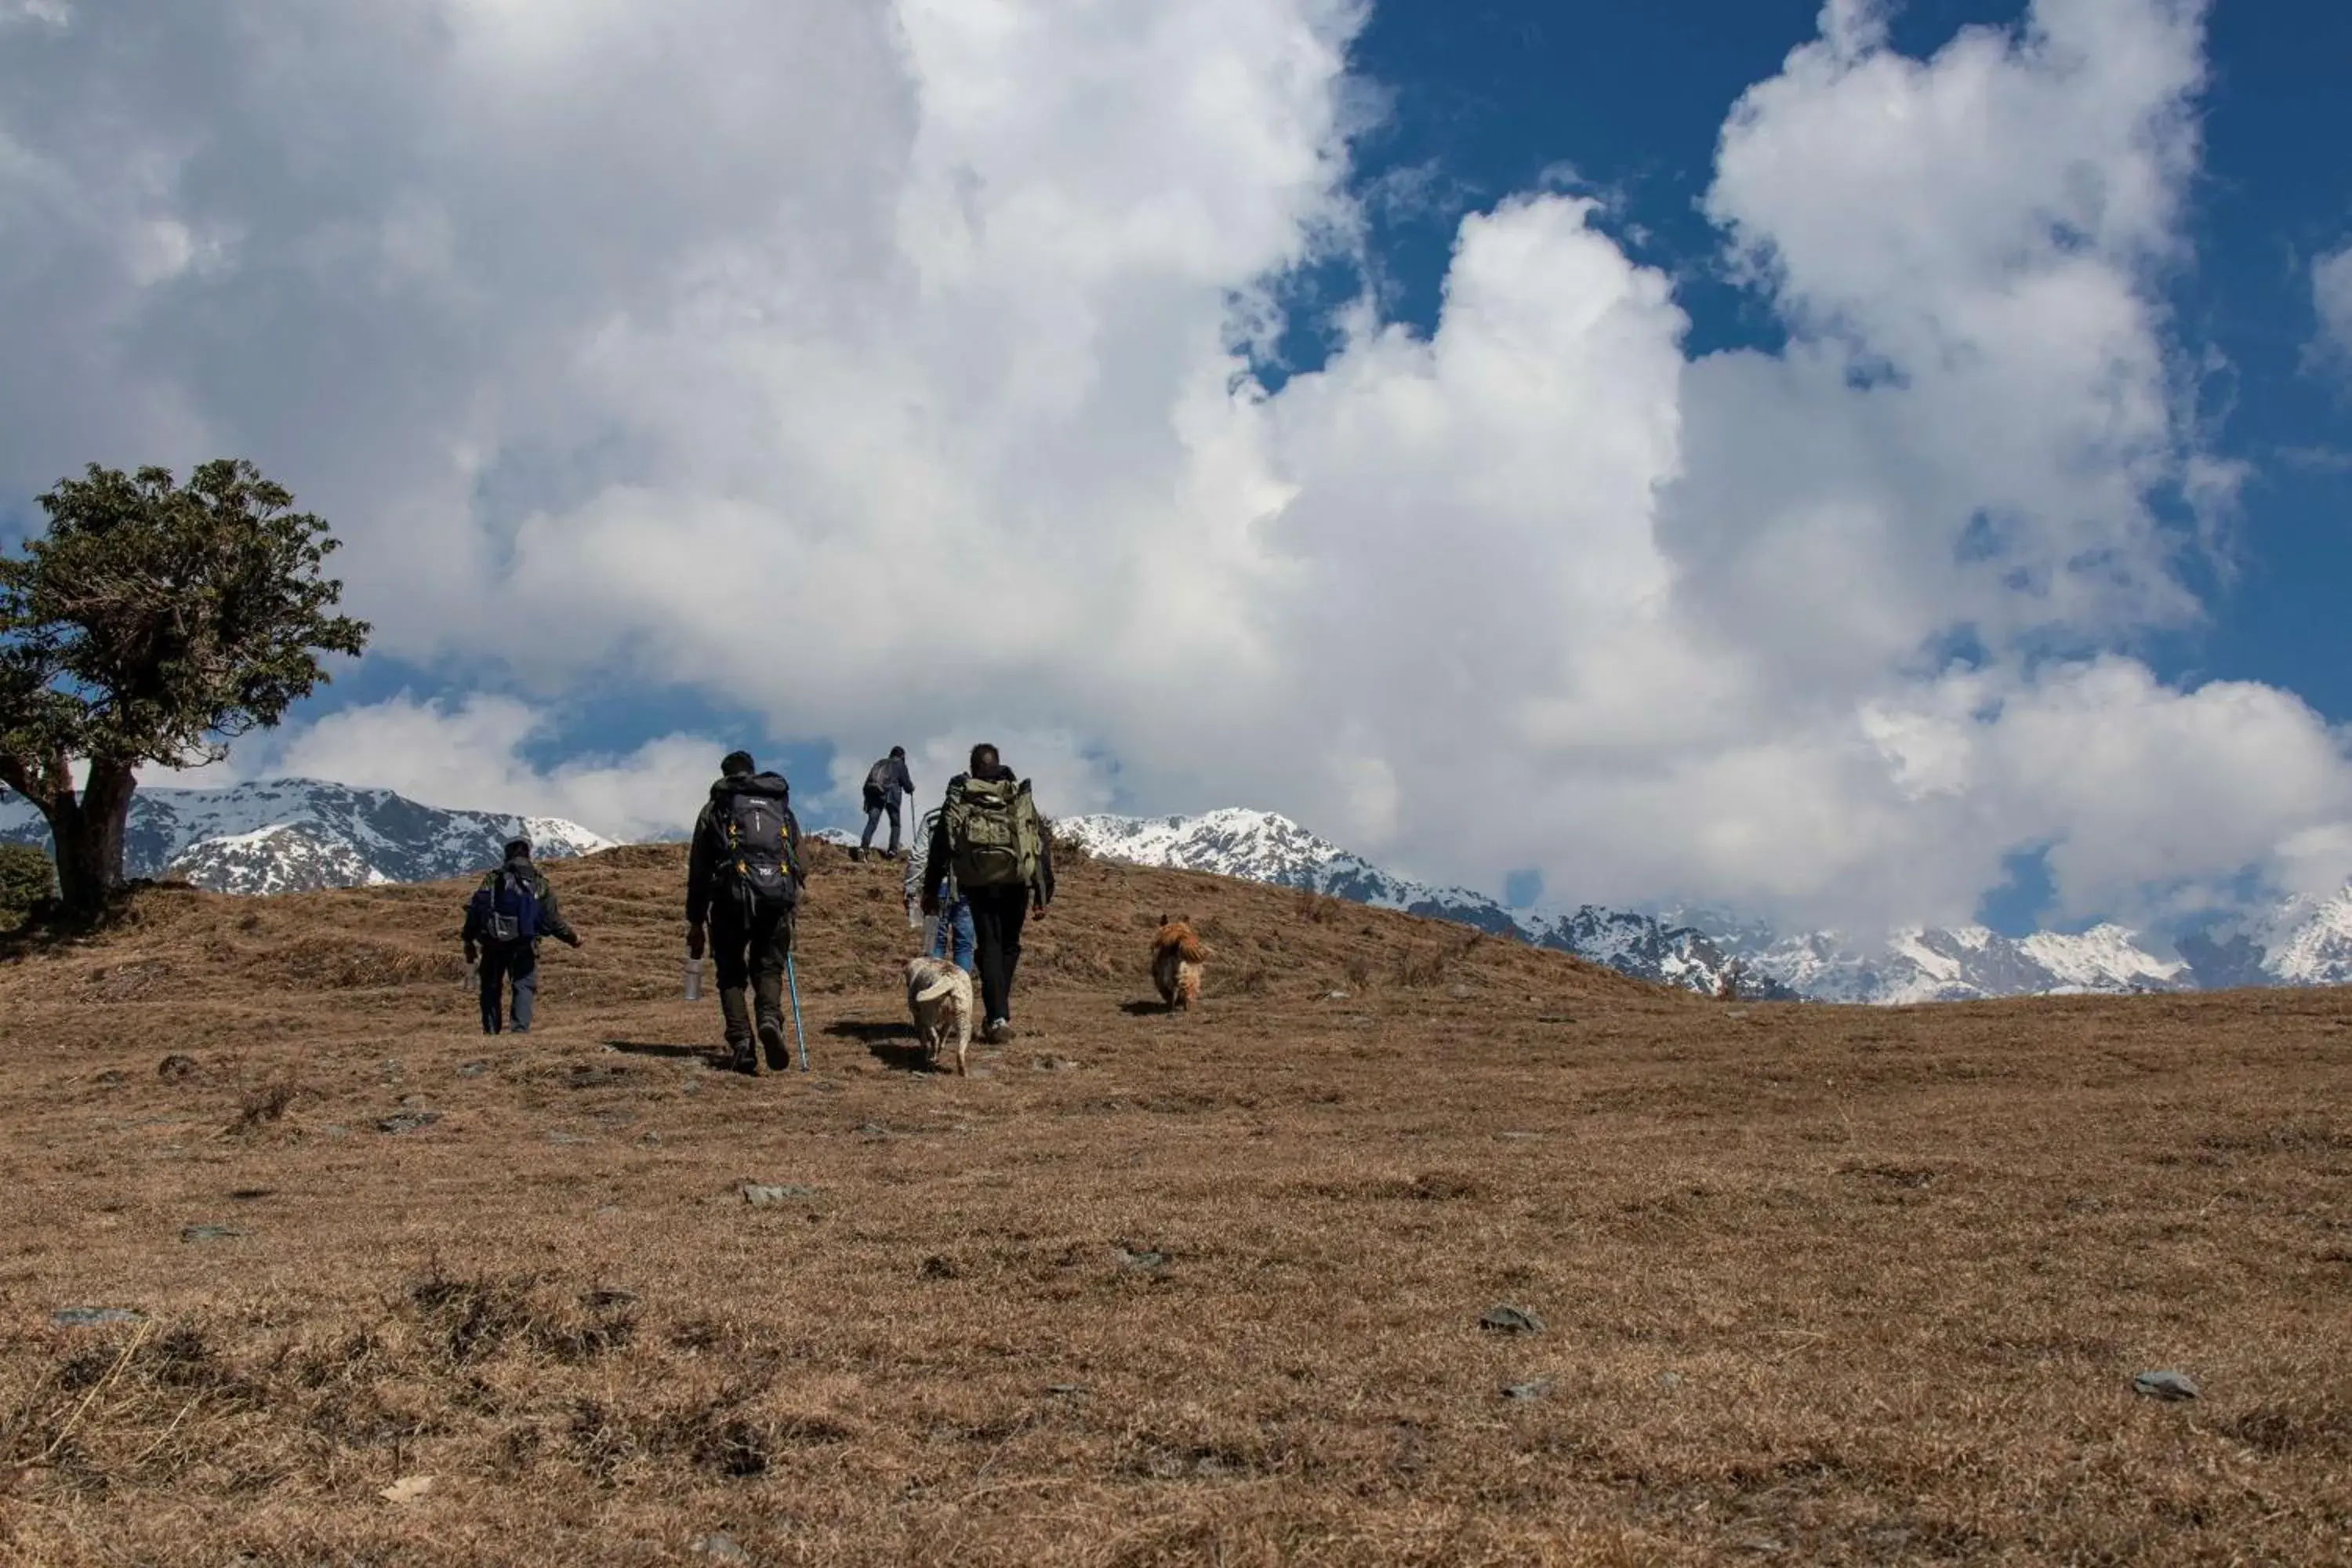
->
xmin=504 ymin=837 xmax=532 ymax=858
xmin=720 ymin=750 xmax=756 ymax=777
xmin=890 ymin=746 xmax=906 ymax=758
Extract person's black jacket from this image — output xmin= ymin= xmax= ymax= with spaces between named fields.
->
xmin=921 ymin=766 xmax=1054 ymax=909
xmin=865 ymin=753 xmax=916 ymax=808
xmin=462 ymin=854 xmax=580 ymax=948
xmin=688 ymin=771 xmax=803 ymax=927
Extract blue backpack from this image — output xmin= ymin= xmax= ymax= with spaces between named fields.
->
xmin=470 ymin=867 xmax=540 ymax=944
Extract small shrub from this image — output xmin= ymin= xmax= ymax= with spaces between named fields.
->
xmin=0 ymin=843 xmax=54 ymax=926
xmin=223 ymin=1072 xmax=299 ymax=1136
xmin=1393 ymin=946 xmax=1451 ymax=988
xmin=1291 ymin=887 xmax=1343 ymax=925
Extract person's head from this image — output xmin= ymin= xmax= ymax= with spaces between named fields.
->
xmin=969 ymin=742 xmax=1000 ymax=777
xmin=889 ymin=745 xmax=906 ymax=760
xmin=503 ymin=837 xmax=532 ymax=861
xmin=720 ymin=750 xmax=756 ymax=779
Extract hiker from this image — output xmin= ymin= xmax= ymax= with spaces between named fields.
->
xmin=687 ymin=750 xmax=804 ymax=1074
xmin=906 ymin=807 xmax=975 ymax=971
xmin=462 ymin=837 xmax=583 ymax=1035
xmin=855 ymin=746 xmax=916 ymax=862
xmin=920 ymin=743 xmax=1053 ymax=1044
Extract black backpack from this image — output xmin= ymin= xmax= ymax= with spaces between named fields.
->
xmin=863 ymin=757 xmax=895 ymax=803
xmin=470 ymin=866 xmax=540 ymax=944
xmin=716 ymin=778 xmax=801 ymax=913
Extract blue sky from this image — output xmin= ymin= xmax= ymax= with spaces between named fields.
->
xmin=2 ymin=0 xmax=2350 ymax=938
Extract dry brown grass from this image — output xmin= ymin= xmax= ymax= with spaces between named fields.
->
xmin=1 ymin=841 xmax=2349 ymax=1563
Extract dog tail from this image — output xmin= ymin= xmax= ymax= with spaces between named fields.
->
xmin=915 ymin=975 xmax=960 ymax=1004
xmin=1156 ymin=924 xmax=1210 ymax=964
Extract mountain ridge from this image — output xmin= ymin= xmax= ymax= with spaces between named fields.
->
xmin=1056 ymin=808 xmax=2348 ymax=1004
xmin=0 ymin=778 xmax=615 ymax=897
xmin=8 ymin=782 xmax=2346 ymax=1001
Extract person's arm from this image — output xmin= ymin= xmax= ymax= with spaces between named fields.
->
xmin=462 ymin=885 xmax=482 ymax=957
xmin=685 ymin=807 xmax=714 ymax=929
xmin=536 ymin=875 xmax=581 ymax=946
xmin=1031 ymin=812 xmax=1055 ymax=913
xmin=920 ymin=795 xmax=952 ymax=910
xmin=895 ymin=758 xmax=916 ymax=799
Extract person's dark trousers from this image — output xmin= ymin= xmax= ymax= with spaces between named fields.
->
xmin=966 ymin=884 xmax=1029 ymax=1025
xmin=712 ymin=898 xmax=793 ymax=1060
xmin=479 ymin=941 xmax=539 ymax=1034
xmin=859 ymin=798 xmax=902 ymax=855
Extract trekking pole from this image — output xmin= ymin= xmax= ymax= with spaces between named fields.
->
xmin=785 ymin=951 xmax=810 ymax=1072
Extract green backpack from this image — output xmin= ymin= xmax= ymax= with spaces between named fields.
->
xmin=946 ymin=775 xmax=1041 ymax=889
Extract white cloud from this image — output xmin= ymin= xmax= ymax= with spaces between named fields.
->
xmin=11 ymin=0 xmax=2344 ymax=935
xmin=165 ymin=695 xmax=729 ymax=843
xmin=2316 ymin=243 xmax=2352 ymax=365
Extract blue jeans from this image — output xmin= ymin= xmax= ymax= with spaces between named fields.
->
xmin=928 ymin=899 xmax=975 ymax=971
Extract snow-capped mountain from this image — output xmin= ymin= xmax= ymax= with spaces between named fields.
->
xmin=2202 ymin=885 xmax=2352 ymax=988
xmin=1056 ymin=809 xmax=2318 ymax=1004
xmin=0 ymin=779 xmax=615 ymax=896
xmin=1701 ymin=924 xmax=2188 ymax=1006
xmin=1058 ymin=809 xmax=1785 ymax=999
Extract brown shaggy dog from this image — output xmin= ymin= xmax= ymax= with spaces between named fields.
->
xmin=1152 ymin=916 xmax=1209 ymax=1011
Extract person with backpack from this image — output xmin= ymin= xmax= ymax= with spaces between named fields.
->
xmin=855 ymin=746 xmax=916 ymax=862
xmin=687 ymin=750 xmax=805 ymax=1073
xmin=920 ymin=743 xmax=1053 ymax=1044
xmin=905 ymin=806 xmax=975 ymax=971
xmin=462 ymin=837 xmax=583 ymax=1035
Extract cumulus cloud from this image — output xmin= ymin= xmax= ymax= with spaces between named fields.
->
xmin=2316 ymin=243 xmax=2352 ymax=365
xmin=9 ymin=0 xmax=2343 ymax=934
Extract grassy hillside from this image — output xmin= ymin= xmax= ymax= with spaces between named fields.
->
xmin=0 ymin=841 xmax=2347 ymax=1563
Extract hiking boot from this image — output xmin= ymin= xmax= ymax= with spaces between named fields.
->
xmin=848 ymin=848 xmax=865 ymax=864
xmin=728 ymin=1040 xmax=758 ymax=1075
xmin=985 ymin=1018 xmax=1013 ymax=1046
xmin=757 ymin=1018 xmax=788 ymax=1073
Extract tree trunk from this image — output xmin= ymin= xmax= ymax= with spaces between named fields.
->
xmin=60 ymin=759 xmax=137 ymax=916
xmin=4 ymin=753 xmax=138 ymax=920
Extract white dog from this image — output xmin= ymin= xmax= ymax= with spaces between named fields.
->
xmin=905 ymin=955 xmax=975 ymax=1076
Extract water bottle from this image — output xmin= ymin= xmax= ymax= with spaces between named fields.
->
xmin=681 ymin=956 xmax=704 ymax=1002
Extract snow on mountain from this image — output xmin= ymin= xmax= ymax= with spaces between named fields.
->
xmin=1058 ymin=809 xmax=2269 ymax=1004
xmin=2241 ymin=886 xmax=2352 ymax=987
xmin=2018 ymin=926 xmax=2189 ymax=992
xmin=1721 ymin=924 xmax=2184 ymax=1006
xmin=0 ymin=779 xmax=617 ymax=895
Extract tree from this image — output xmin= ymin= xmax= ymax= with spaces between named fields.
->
xmin=0 ymin=460 xmax=369 ymax=918
xmin=0 ymin=842 xmax=52 ymax=927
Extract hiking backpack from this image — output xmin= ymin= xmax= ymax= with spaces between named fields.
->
xmin=470 ymin=867 xmax=540 ymax=944
xmin=945 ymin=775 xmax=1041 ymax=889
xmin=718 ymin=784 xmax=802 ymax=912
xmin=863 ymin=758 xmax=896 ymax=801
